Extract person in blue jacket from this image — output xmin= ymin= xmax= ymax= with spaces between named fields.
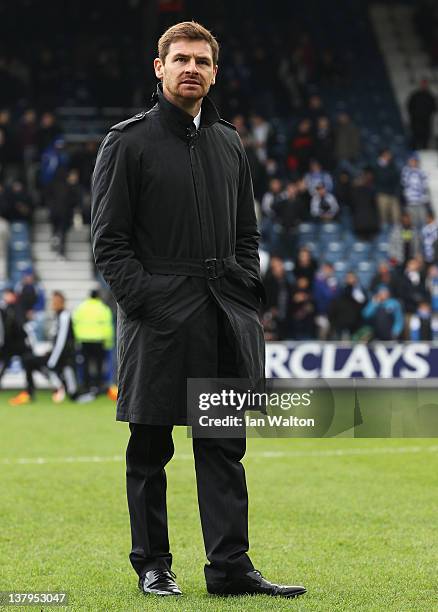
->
xmin=362 ymin=284 xmax=404 ymax=340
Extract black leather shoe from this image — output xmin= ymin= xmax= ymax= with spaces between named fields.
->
xmin=207 ymin=569 xmax=306 ymax=598
xmin=138 ymin=569 xmax=182 ymax=596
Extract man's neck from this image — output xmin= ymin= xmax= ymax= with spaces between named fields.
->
xmin=162 ymin=84 xmax=202 ymax=118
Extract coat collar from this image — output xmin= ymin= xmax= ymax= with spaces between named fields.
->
xmin=152 ymin=82 xmax=221 ymax=140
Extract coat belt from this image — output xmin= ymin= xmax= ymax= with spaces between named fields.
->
xmin=143 ymin=255 xmax=240 ymax=281
xmin=142 ymin=255 xmax=266 ymax=304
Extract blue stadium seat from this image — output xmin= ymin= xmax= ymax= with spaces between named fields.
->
xmin=357 ymin=271 xmax=374 ymax=290
xmin=333 ymin=260 xmax=349 ymax=283
xmin=319 ymin=223 xmax=342 ymax=242
xmin=298 ymin=222 xmax=318 ymax=236
xmin=352 ymin=241 xmax=372 ymax=256
xmin=10 ymin=222 xmax=30 ymax=240
xmin=7 ymin=221 xmax=32 ymax=283
xmin=325 ymin=241 xmax=345 ymax=263
xmin=304 ymin=241 xmax=320 ymax=259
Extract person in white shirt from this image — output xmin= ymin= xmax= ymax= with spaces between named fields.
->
xmin=310 ymin=183 xmax=339 ymax=221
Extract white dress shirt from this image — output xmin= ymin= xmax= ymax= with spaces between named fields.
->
xmin=193 ymin=108 xmax=201 ymax=130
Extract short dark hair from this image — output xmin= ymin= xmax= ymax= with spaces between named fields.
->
xmin=158 ymin=21 xmax=219 ymax=65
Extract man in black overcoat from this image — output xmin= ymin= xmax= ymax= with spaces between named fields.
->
xmin=91 ymin=21 xmax=306 ymax=600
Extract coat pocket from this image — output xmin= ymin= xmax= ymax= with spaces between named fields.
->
xmin=140 ymin=274 xmax=173 ymax=326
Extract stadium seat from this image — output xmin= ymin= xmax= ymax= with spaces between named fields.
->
xmin=319 ymin=223 xmax=342 ymax=242
xmin=333 ymin=260 xmax=349 ymax=283
xmin=325 ymin=241 xmax=345 ymax=263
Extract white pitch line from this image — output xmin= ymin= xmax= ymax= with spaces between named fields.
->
xmin=1 ymin=445 xmax=437 ymax=465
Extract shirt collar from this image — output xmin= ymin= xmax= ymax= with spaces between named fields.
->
xmin=193 ymin=107 xmax=201 ymax=130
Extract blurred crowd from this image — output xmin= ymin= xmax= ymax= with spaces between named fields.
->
xmin=260 ymin=131 xmax=438 ymax=340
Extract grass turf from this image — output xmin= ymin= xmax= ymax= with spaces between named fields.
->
xmin=0 ymin=392 xmax=437 ymax=611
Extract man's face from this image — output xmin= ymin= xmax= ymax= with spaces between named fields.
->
xmin=154 ymin=38 xmax=217 ymax=104
xmin=270 ymin=257 xmax=284 ymax=278
xmin=378 ymin=288 xmax=390 ymax=302
xmin=286 ymin=183 xmax=298 ymax=198
xmin=51 ymin=294 xmax=64 ymax=312
xmin=3 ymin=290 xmax=16 ymax=305
xmin=401 ymin=214 xmax=411 ymax=227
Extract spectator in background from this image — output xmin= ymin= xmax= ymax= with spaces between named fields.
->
xmin=261 ymin=177 xmax=283 ymax=218
xmin=238 ymin=125 xmax=266 ymax=201
xmin=260 ymin=177 xmax=283 ymax=251
xmin=362 ymin=285 xmax=404 ymax=341
xmin=18 ymin=109 xmax=39 ymax=195
xmin=15 ymin=269 xmax=46 ymax=341
xmin=350 ymin=169 xmax=380 ymax=240
xmin=4 ymin=179 xmax=33 ymax=223
xmin=46 ymin=168 xmax=82 ymax=259
xmin=334 ymin=112 xmax=361 ymax=171
xmin=73 ymin=289 xmax=114 ymax=394
xmin=397 ymin=258 xmax=428 ymax=318
xmin=39 ymin=136 xmax=69 ymax=189
xmin=304 ymin=159 xmax=333 ymax=195
xmin=335 ymin=170 xmax=354 ymax=228
xmin=71 ymin=140 xmax=98 ymax=191
xmin=422 ymin=210 xmax=438 ymax=265
xmin=0 ymin=288 xmax=34 ymax=403
xmin=370 ymin=261 xmax=399 ymax=296
xmin=374 ymin=148 xmax=401 ymax=227
xmin=313 ymin=262 xmax=340 ymax=339
xmin=294 ymin=246 xmax=318 ymax=284
xmin=318 ymin=48 xmax=345 ymax=85
xmin=401 ymin=153 xmax=430 ymax=228
xmin=288 ymin=118 xmax=314 ymax=174
xmin=70 ymin=141 xmax=99 ymax=224
xmin=307 ymin=94 xmax=326 ymax=125
xmin=426 ymin=264 xmax=438 ymax=312
xmin=262 ymin=256 xmax=294 ymax=340
xmin=0 ymin=109 xmax=20 ymax=180
xmin=249 ymin=114 xmax=271 ymax=164
xmin=278 ymin=49 xmax=303 ymax=111
xmin=389 ymin=211 xmax=421 ymax=266
xmin=313 ymin=116 xmax=335 ymax=171
xmin=37 ymin=111 xmax=62 ymax=154
xmin=15 ymin=269 xmax=45 ymax=316
xmin=409 ymin=301 xmax=438 ymax=340
xmin=310 ymin=183 xmax=339 ymax=221
xmin=407 ymin=79 xmax=437 ymax=149
xmin=18 ymin=109 xmax=38 ymax=159
xmin=328 ymin=271 xmax=366 ymax=339
xmin=0 ymin=185 xmax=10 ymax=280
xmin=271 ymin=181 xmax=307 ymax=255
xmin=289 ymin=276 xmax=316 ymax=339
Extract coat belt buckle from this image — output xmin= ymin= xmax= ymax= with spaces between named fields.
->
xmin=204 ymin=258 xmax=219 ymax=280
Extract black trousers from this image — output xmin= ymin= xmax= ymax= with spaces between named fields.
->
xmin=0 ymin=350 xmax=34 ymax=394
xmin=126 ymin=306 xmax=254 ymax=586
xmin=81 ymin=342 xmax=105 ymax=390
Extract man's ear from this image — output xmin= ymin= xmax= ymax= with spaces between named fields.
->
xmin=211 ymin=64 xmax=218 ymax=85
xmin=154 ymin=57 xmax=164 ymax=80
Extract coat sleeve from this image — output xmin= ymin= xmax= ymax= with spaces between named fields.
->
xmin=235 ymin=140 xmax=266 ymax=303
xmin=91 ymin=130 xmax=151 ymax=319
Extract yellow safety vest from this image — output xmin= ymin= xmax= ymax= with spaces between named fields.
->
xmin=73 ymin=298 xmax=114 ymax=349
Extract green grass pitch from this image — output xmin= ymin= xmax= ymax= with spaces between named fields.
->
xmin=0 ymin=392 xmax=437 ymax=611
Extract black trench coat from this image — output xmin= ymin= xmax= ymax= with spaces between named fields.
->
xmin=91 ymin=84 xmax=266 ymax=425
